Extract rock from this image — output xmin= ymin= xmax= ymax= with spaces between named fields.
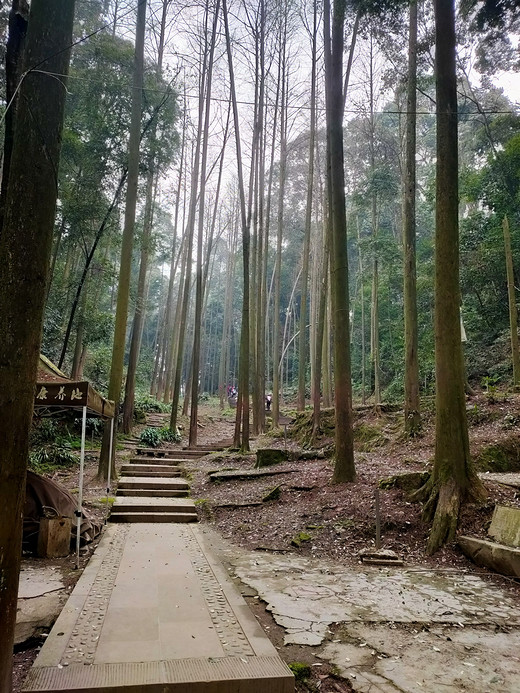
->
xmin=256 ymin=449 xmax=289 ymax=467
xmin=291 ymin=532 xmax=312 ymax=548
xmin=262 ymin=486 xmax=281 ymax=502
xmin=379 ymin=471 xmax=430 ymax=497
xmin=16 ymin=565 xmax=67 ymax=646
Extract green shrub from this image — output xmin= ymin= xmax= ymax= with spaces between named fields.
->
xmin=159 ymin=426 xmax=181 ymax=443
xmin=29 ymin=445 xmax=77 ymax=474
xmin=135 ymin=396 xmax=170 ymax=413
xmin=139 ymin=427 xmax=162 ymax=447
xmin=30 ymin=419 xmax=60 ymax=446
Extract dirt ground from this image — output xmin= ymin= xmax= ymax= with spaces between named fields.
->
xmin=13 ymin=390 xmax=520 ymax=692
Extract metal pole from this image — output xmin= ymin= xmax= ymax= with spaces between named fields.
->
xmin=76 ymin=405 xmax=87 ymax=570
xmin=105 ymin=417 xmax=115 ymax=524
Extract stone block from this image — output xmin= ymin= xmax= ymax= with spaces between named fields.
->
xmin=458 ymin=536 xmax=520 ymax=578
xmin=256 ymin=449 xmax=289 ymax=468
xmin=488 ymin=505 xmax=520 ymax=548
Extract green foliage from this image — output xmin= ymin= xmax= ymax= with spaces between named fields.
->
xmin=139 ymin=427 xmax=162 ymax=448
xmin=353 ymin=423 xmax=389 ymax=451
xmin=29 ymin=446 xmax=78 ymax=474
xmin=135 ymin=396 xmax=170 ymax=413
xmin=158 ymin=426 xmax=181 ymax=443
xmin=30 ymin=419 xmax=60 ymax=446
xmin=288 ymin=662 xmax=311 ymax=681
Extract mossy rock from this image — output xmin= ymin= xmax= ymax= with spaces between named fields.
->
xmin=475 ymin=436 xmax=520 ymax=472
xmin=262 ymin=485 xmax=281 ymax=502
xmin=291 ymin=532 xmax=312 ymax=547
xmin=288 ymin=662 xmax=311 ymax=681
xmin=256 ymin=448 xmax=289 ymax=467
xmin=379 ymin=471 xmax=430 ymax=497
xmin=353 ymin=422 xmax=389 ymax=451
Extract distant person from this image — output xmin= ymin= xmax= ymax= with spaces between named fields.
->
xmin=266 ymin=393 xmax=272 ymax=411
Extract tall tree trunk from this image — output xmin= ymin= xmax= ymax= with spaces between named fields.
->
xmin=368 ymin=30 xmax=381 ymax=406
xmin=503 ymin=215 xmax=520 ymax=387
xmin=223 ymin=0 xmax=250 ymax=451
xmin=0 ymin=0 xmax=29 ymax=235
xmin=297 ymin=0 xmax=318 ymax=412
xmin=98 ymin=0 xmax=147 ymax=479
xmin=0 ymin=2 xmax=75 ymax=687
xmin=190 ymin=1 xmax=221 ymax=446
xmin=272 ymin=21 xmax=288 ymax=428
xmin=325 ymin=0 xmax=355 ymax=482
xmin=403 ymin=0 xmax=421 ymax=434
xmin=170 ymin=17 xmax=211 ymax=433
xmin=414 ymin=0 xmax=485 ymax=553
xmin=122 ymin=170 xmax=157 ymax=433
xmin=123 ymin=0 xmax=171 ymax=430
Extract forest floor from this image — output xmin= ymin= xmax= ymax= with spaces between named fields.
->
xmin=13 ymin=388 xmax=520 ymax=692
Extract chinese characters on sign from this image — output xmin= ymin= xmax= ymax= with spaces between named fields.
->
xmin=35 ymin=383 xmax=88 ymax=406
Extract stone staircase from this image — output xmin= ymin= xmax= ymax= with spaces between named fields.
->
xmin=110 ymin=413 xmax=232 ymax=523
xmin=110 ymin=411 xmax=202 ymax=523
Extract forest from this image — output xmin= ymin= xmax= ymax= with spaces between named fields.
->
xmin=0 ymin=0 xmax=519 ymax=689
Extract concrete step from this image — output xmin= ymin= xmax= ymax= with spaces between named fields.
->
xmin=117 ymin=477 xmax=189 ymax=491
xmin=110 ymin=512 xmax=198 ymax=523
xmin=112 ymin=497 xmax=196 ymax=513
xmin=116 ymin=488 xmax=189 ymax=497
xmin=120 ymin=464 xmax=181 ymax=477
xmin=129 ymin=456 xmax=190 ymax=465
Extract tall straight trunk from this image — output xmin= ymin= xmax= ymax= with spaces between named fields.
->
xmin=0 ymin=2 xmax=75 ymax=687
xmin=416 ymin=0 xmax=485 ymax=553
xmin=98 ymin=0 xmax=146 ymax=479
xmin=170 ymin=14 xmax=211 ymax=433
xmin=189 ymin=0 xmax=220 ymax=446
xmin=297 ymin=0 xmax=318 ymax=412
xmin=0 ymin=0 xmax=29 ymax=235
xmin=223 ymin=0 xmax=250 ymax=451
xmin=272 ymin=24 xmax=288 ymax=428
xmin=403 ymin=0 xmax=421 ymax=433
xmin=503 ymin=215 xmax=520 ymax=387
xmin=357 ymin=217 xmax=367 ymax=405
xmin=122 ymin=170 xmax=157 ymax=432
xmin=153 ymin=93 xmax=187 ymax=400
xmin=123 ymin=0 xmax=170 ymax=430
xmin=325 ymin=0 xmax=355 ymax=482
xmin=368 ymin=30 xmax=381 ymax=406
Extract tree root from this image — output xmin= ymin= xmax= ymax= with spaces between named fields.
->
xmin=410 ymin=472 xmax=487 ymax=555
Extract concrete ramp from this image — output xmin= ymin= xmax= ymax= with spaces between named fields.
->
xmin=23 ymin=524 xmax=293 ymax=692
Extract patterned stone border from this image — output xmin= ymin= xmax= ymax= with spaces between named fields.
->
xmin=180 ymin=527 xmax=255 ymax=657
xmin=61 ymin=525 xmax=130 ymax=666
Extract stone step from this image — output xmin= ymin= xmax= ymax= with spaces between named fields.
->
xmin=120 ymin=464 xmax=181 ymax=477
xmin=112 ymin=497 xmax=196 ymax=513
xmin=110 ymin=512 xmax=198 ymax=523
xmin=117 ymin=477 xmax=189 ymax=491
xmin=129 ymin=456 xmax=191 ymax=465
xmin=136 ymin=447 xmax=207 ymax=458
xmin=116 ymin=488 xmax=189 ymax=497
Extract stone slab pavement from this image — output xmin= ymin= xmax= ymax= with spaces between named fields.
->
xmin=22 ymin=524 xmax=293 ymax=692
xmin=202 ymin=529 xmax=520 ymax=693
xmin=16 ymin=564 xmax=68 ymax=646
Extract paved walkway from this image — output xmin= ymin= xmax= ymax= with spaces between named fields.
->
xmin=22 ymin=524 xmax=293 ymax=692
